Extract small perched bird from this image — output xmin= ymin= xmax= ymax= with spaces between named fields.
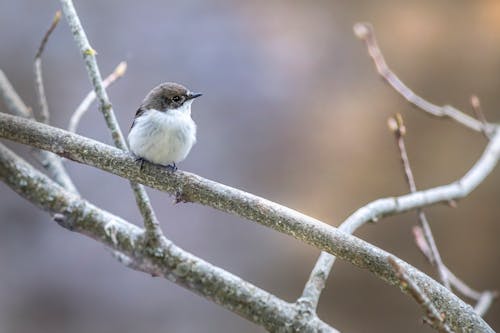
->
xmin=128 ymin=82 xmax=202 ymax=170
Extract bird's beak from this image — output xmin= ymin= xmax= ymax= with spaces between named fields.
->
xmin=187 ymin=92 xmax=203 ymax=100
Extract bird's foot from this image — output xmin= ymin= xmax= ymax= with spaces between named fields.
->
xmin=166 ymin=163 xmax=178 ymax=172
xmin=135 ymin=157 xmax=146 ymax=171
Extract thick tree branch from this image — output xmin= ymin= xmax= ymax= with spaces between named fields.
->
xmin=0 ymin=113 xmax=494 ymax=333
xmin=59 ymin=0 xmax=163 ymax=243
xmin=0 ymin=70 xmax=77 ymax=194
xmin=301 ymin=22 xmax=500 ymax=312
xmin=0 ymin=143 xmax=338 ymax=333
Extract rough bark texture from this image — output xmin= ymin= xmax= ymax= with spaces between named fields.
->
xmin=0 ymin=113 xmax=495 ymax=333
xmin=0 ymin=143 xmax=337 ymax=333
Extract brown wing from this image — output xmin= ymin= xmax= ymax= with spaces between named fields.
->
xmin=130 ymin=107 xmax=146 ymax=130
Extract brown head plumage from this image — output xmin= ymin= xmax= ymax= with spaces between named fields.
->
xmin=140 ymin=82 xmax=202 ymax=111
xmin=131 ymin=82 xmax=202 ymax=129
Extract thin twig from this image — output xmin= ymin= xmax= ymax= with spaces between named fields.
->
xmin=59 ymin=0 xmax=163 ymax=244
xmin=0 ymin=70 xmax=31 ymax=118
xmin=412 ymin=226 xmax=432 ymax=259
xmin=0 ymin=69 xmax=78 ymax=193
xmin=300 ymin=22 xmax=500 ymax=314
xmin=0 ymin=113 xmax=496 ymax=333
xmin=413 ymin=225 xmax=497 ymax=316
xmin=69 ymin=61 xmax=127 ymax=133
xmin=34 ymin=11 xmax=61 ymax=124
xmin=470 ymin=95 xmax=491 ymax=139
xmin=388 ymin=257 xmax=454 ymax=333
xmin=353 ymin=23 xmax=494 ymax=135
xmin=474 ymin=291 xmax=498 ymax=317
xmin=30 ymin=11 xmax=78 ymax=194
xmin=388 ymin=113 xmax=451 ymax=289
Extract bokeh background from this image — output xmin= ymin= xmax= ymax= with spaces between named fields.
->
xmin=1 ymin=1 xmax=499 ymax=332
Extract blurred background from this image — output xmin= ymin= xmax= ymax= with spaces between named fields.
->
xmin=0 ymin=0 xmax=499 ymax=332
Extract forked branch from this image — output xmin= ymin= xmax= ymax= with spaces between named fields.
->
xmin=69 ymin=61 xmax=127 ymax=133
xmin=59 ymin=0 xmax=163 ymax=244
xmin=388 ymin=257 xmax=454 ymax=333
xmin=388 ymin=113 xmax=450 ymax=289
xmin=300 ymin=22 xmax=499 ymax=320
xmin=0 ymin=64 xmax=77 ymax=194
xmin=352 ymin=22 xmax=494 ymax=135
xmin=0 ymin=113 xmax=495 ymax=333
xmin=0 ymin=143 xmax=337 ymax=333
xmin=0 ymin=9 xmax=497 ymax=333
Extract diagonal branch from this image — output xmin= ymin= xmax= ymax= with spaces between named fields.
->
xmin=34 ymin=10 xmax=61 ymax=124
xmin=413 ymin=226 xmax=498 ymax=316
xmin=470 ymin=95 xmax=491 ymax=140
xmin=388 ymin=114 xmax=451 ymax=289
xmin=0 ymin=113 xmax=495 ymax=333
xmin=0 ymin=69 xmax=77 ymax=194
xmin=300 ymin=22 xmax=500 ymax=313
xmin=59 ymin=0 xmax=162 ymax=243
xmin=69 ymin=61 xmax=127 ymax=133
xmin=388 ymin=257 xmax=454 ymax=333
xmin=352 ymin=23 xmax=495 ymax=135
xmin=0 ymin=143 xmax=338 ymax=333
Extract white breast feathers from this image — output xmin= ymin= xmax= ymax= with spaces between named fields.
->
xmin=128 ymin=107 xmax=197 ymax=166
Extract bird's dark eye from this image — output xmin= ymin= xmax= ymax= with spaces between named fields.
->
xmin=172 ymin=96 xmax=181 ymax=102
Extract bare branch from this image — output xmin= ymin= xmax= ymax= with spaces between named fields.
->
xmin=34 ymin=11 xmax=62 ymax=60
xmin=301 ymin=22 xmax=500 ymax=311
xmin=474 ymin=291 xmax=498 ymax=317
xmin=59 ymin=0 xmax=163 ymax=243
xmin=69 ymin=61 xmax=127 ymax=133
xmin=414 ymin=225 xmax=497 ymax=316
xmin=0 ymin=113 xmax=494 ymax=333
xmin=34 ymin=11 xmax=61 ymax=124
xmin=470 ymin=95 xmax=490 ymax=139
xmin=388 ymin=113 xmax=450 ymax=289
xmin=353 ymin=23 xmax=494 ymax=135
xmin=388 ymin=257 xmax=454 ymax=333
xmin=0 ymin=143 xmax=338 ymax=333
xmin=412 ymin=226 xmax=432 ymax=260
xmin=0 ymin=69 xmax=77 ymax=193
xmin=0 ymin=70 xmax=32 ymax=118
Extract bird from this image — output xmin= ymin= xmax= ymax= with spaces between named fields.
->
xmin=127 ymin=82 xmax=202 ymax=171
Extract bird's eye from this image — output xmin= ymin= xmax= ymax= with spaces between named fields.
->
xmin=172 ymin=96 xmax=181 ymax=102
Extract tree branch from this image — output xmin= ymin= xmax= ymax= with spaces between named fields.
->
xmin=413 ymin=226 xmax=497 ymax=316
xmin=68 ymin=61 xmax=127 ymax=133
xmin=300 ymin=22 xmax=500 ymax=312
xmin=0 ymin=70 xmax=77 ymax=194
xmin=470 ymin=95 xmax=491 ymax=140
xmin=474 ymin=292 xmax=498 ymax=317
xmin=0 ymin=143 xmax=338 ymax=333
xmin=352 ymin=23 xmax=495 ymax=135
xmin=388 ymin=257 xmax=454 ymax=333
xmin=59 ymin=0 xmax=163 ymax=243
xmin=388 ymin=114 xmax=450 ymax=289
xmin=34 ymin=11 xmax=61 ymax=124
xmin=0 ymin=113 xmax=494 ymax=333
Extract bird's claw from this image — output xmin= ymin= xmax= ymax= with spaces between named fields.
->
xmin=166 ymin=163 xmax=177 ymax=172
xmin=136 ymin=157 xmax=146 ymax=171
